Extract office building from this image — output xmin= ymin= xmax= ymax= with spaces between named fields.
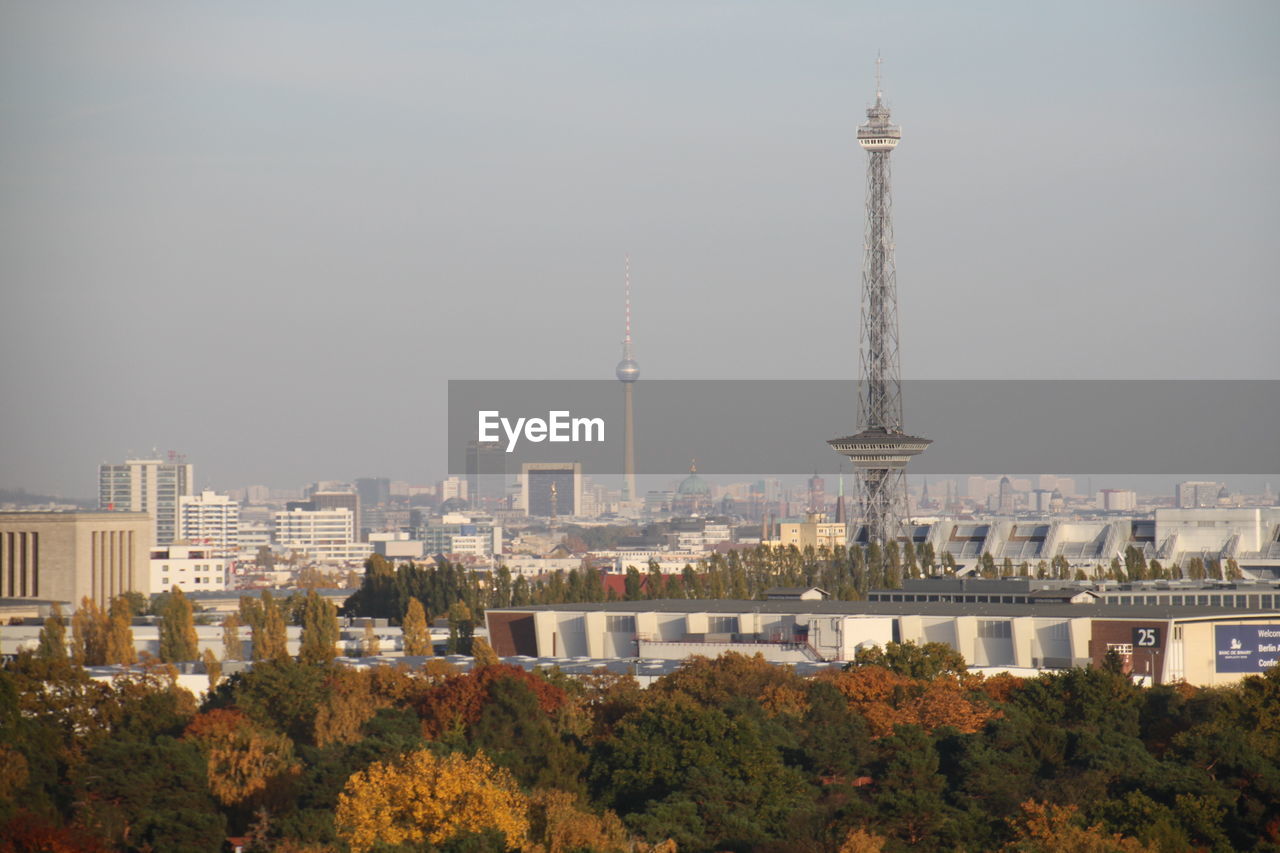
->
xmin=99 ymin=456 xmax=194 ymax=545
xmin=523 ymin=463 xmax=582 ymax=518
xmin=178 ymin=490 xmax=240 ymax=556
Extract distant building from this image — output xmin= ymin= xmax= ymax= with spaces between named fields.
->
xmin=1100 ymin=489 xmax=1138 ymax=512
xmin=1177 ymin=481 xmax=1227 ymax=509
xmin=179 ymin=490 xmax=239 ymax=556
xmin=355 ymin=477 xmax=392 ymax=509
xmin=99 ymin=457 xmax=194 ymax=545
xmin=273 ymin=508 xmax=371 ymax=564
xmin=771 ymin=517 xmax=848 ymax=551
xmin=150 ymin=544 xmax=229 ymax=592
xmin=523 ymin=463 xmax=582 ymax=518
xmin=465 ymin=442 xmax=507 ymax=509
xmin=0 ymin=511 xmax=152 ymax=606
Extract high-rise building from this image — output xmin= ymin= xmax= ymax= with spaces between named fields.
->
xmin=616 ymin=256 xmax=640 ymax=503
xmin=465 ymin=442 xmax=506 ymax=509
xmin=355 ymin=477 xmax=391 ymax=509
xmin=523 ymin=463 xmax=582 ymax=518
xmin=178 ymin=490 xmax=240 ymax=556
xmin=99 ymin=456 xmax=194 ymax=546
xmin=829 ymin=61 xmax=930 ymax=546
xmin=1177 ymin=481 xmax=1227 ymax=509
xmin=997 ymin=476 xmax=1016 ymax=514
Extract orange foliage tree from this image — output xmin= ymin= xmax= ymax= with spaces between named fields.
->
xmin=335 ymin=749 xmax=529 ymax=852
xmin=184 ymin=708 xmax=300 ymax=808
xmin=413 ymin=664 xmax=569 ymax=738
xmin=817 ymin=666 xmax=997 ymax=738
xmin=1003 ymin=800 xmax=1157 ymax=852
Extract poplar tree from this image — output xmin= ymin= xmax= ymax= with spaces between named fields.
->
xmin=159 ymin=586 xmax=199 ymax=663
xmin=106 ymin=595 xmax=137 ymax=665
xmin=222 ymin=614 xmax=242 ymax=661
xmin=36 ymin=602 xmax=68 ymax=663
xmin=402 ymin=598 xmax=431 ymax=657
xmin=71 ymin=597 xmax=110 ymax=665
xmin=255 ymin=590 xmax=289 ymax=661
xmin=299 ymin=589 xmax=339 ymax=664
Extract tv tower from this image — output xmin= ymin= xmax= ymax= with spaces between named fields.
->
xmin=616 ymin=256 xmax=640 ymax=502
xmin=829 ymin=59 xmax=931 ymax=547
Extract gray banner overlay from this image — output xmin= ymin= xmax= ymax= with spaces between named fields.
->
xmin=447 ymin=380 xmax=1278 ymax=477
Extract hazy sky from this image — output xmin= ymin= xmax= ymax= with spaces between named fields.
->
xmin=2 ymin=2 xmax=1277 ymax=497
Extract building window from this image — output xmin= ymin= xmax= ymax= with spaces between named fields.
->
xmin=605 ymin=615 xmax=635 ymax=633
xmin=708 ymin=616 xmax=739 ymax=634
xmin=977 ymin=620 xmax=1012 ymax=639
xmin=1107 ymin=642 xmax=1133 ymax=656
xmin=1046 ymin=622 xmax=1069 ymax=640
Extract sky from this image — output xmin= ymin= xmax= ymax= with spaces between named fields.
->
xmin=1 ymin=1 xmax=1277 ymax=498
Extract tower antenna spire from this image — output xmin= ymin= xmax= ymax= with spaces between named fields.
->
xmin=829 ymin=57 xmax=930 ymax=548
xmin=624 ymin=254 xmax=632 ymax=345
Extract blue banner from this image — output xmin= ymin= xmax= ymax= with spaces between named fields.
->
xmin=1214 ymin=625 xmax=1280 ymax=673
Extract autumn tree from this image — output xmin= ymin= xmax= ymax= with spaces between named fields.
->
xmin=70 ymin=597 xmax=110 ymax=666
xmin=525 ymin=788 xmax=628 ymax=853
xmin=159 ymin=586 xmax=200 ymax=663
xmin=361 ymin=623 xmax=381 ymax=656
xmin=471 ymin=636 xmax=500 ymax=667
xmin=298 ymin=589 xmax=338 ymax=665
xmin=335 ymin=749 xmax=529 ymax=852
xmin=252 ymin=591 xmax=289 ymax=662
xmin=185 ymin=708 xmax=300 ymax=809
xmin=222 ymin=614 xmax=242 ymax=661
xmin=105 ymin=595 xmax=136 ymax=666
xmin=203 ymin=648 xmax=222 ymax=690
xmin=35 ymin=602 xmax=68 ymax=663
xmin=401 ymin=597 xmax=431 ymax=656
xmin=1003 ymin=800 xmax=1156 ymax=852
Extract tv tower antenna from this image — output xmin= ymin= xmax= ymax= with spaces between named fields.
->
xmin=830 ymin=58 xmax=930 ymax=548
xmin=616 ymin=256 xmax=640 ymax=503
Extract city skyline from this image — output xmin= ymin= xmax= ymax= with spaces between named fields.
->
xmin=1 ymin=3 xmax=1277 ymax=496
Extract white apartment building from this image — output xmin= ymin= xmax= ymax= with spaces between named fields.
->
xmin=99 ymin=457 xmax=195 ymax=545
xmin=273 ymin=508 xmax=372 ymax=563
xmin=179 ymin=490 xmax=239 ymax=555
xmin=151 ymin=545 xmax=229 ymax=591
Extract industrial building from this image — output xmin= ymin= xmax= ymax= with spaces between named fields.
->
xmin=486 ymin=590 xmax=1280 ymax=687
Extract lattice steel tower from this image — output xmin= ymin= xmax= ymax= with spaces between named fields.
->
xmin=829 ymin=60 xmax=930 ymax=547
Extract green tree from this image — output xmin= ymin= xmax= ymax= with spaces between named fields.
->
xmin=850 ymin=640 xmax=968 ymax=679
xmin=401 ymin=598 xmax=431 ymax=656
xmin=35 ymin=603 xmax=68 ymax=663
xmin=299 ymin=590 xmax=339 ymax=665
xmin=159 ymin=586 xmax=200 ymax=663
xmin=470 ymin=675 xmax=586 ymax=793
xmin=253 ymin=591 xmax=289 ymax=662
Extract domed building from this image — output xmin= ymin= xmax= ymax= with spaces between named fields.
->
xmin=673 ymin=460 xmax=712 ymax=516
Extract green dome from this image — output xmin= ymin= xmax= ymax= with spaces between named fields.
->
xmin=678 ymin=461 xmax=711 ymax=496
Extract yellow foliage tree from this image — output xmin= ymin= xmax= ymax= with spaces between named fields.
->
xmin=335 ymin=749 xmax=529 ymax=852
xmin=401 ymin=597 xmax=432 ymax=657
xmin=471 ymin=636 xmax=500 ymax=667
xmin=1003 ymin=800 xmax=1157 ymax=853
xmin=71 ymin=597 xmax=109 ymax=665
xmin=314 ymin=669 xmax=380 ymax=747
xmin=525 ymin=788 xmax=629 ymax=853
xmin=839 ymin=827 xmax=888 ymax=853
xmin=105 ymin=596 xmax=137 ymax=665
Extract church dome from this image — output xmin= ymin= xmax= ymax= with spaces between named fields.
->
xmin=678 ymin=461 xmax=710 ymax=496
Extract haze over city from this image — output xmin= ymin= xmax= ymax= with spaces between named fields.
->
xmin=2 ymin=2 xmax=1277 ymax=497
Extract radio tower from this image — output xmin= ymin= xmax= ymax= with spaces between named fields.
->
xmin=616 ymin=256 xmax=640 ymax=503
xmin=830 ymin=58 xmax=930 ymax=547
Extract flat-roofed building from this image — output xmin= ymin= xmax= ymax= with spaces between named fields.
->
xmin=150 ymin=544 xmax=229 ymax=591
xmin=0 ymin=511 xmax=152 ymax=606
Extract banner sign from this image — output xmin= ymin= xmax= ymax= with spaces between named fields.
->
xmin=1214 ymin=625 xmax=1280 ymax=673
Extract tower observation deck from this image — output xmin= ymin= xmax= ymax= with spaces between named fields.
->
xmin=829 ymin=61 xmax=930 ymax=547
